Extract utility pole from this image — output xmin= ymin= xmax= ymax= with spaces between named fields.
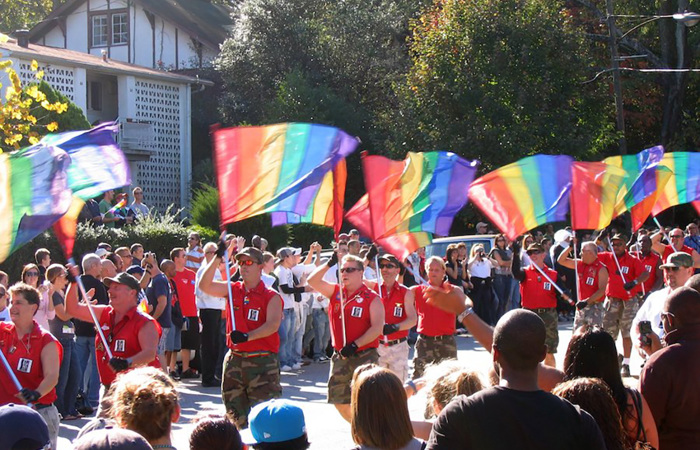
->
xmin=606 ymin=0 xmax=627 ymax=155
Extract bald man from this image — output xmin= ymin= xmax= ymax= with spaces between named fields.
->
xmin=640 ymin=286 xmax=700 ymax=450
xmin=651 ymin=227 xmax=700 ymax=267
xmin=427 ymin=310 xmax=605 ymax=450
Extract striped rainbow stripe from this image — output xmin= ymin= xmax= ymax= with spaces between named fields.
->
xmin=213 ymin=123 xmax=359 ymax=225
xmin=468 ymin=155 xmax=573 ymax=240
xmin=651 ymin=152 xmax=700 ymax=216
xmin=570 ymin=161 xmax=627 ymax=230
xmin=604 ymin=146 xmax=664 ymax=216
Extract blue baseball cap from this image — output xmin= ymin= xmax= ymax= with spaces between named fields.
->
xmin=0 ymin=403 xmax=50 ymax=449
xmin=239 ymin=399 xmax=306 ymax=444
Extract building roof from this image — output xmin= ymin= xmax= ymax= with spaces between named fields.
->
xmin=29 ymin=0 xmax=233 ymax=51
xmin=0 ymin=38 xmax=213 ymax=86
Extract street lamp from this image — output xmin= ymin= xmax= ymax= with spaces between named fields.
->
xmin=605 ymin=6 xmax=700 ymax=155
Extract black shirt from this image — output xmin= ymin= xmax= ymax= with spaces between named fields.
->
xmin=427 ymin=386 xmax=606 ymax=450
xmin=74 ymin=274 xmax=109 ymax=337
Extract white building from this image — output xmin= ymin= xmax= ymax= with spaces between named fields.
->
xmin=0 ymin=34 xmax=213 ymax=211
xmin=27 ymin=0 xmax=232 ymax=70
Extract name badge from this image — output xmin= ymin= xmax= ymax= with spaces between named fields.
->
xmin=62 ymin=325 xmax=74 ymax=335
xmin=393 ymin=305 xmax=403 ymax=317
xmin=586 ymin=277 xmax=595 ymax=286
xmin=17 ymin=358 xmax=32 ymax=373
xmin=621 ymin=266 xmax=629 ymax=274
xmin=645 ymin=265 xmax=652 ymax=272
xmin=114 ymin=339 xmax=126 ymax=353
xmin=543 ymin=282 xmax=552 ymax=291
xmin=350 ymin=306 xmax=363 ymax=318
xmin=248 ymin=309 xmax=260 ymax=322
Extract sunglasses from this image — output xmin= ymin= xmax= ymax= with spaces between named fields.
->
xmin=379 ymin=264 xmax=397 ymax=269
xmin=238 ymin=260 xmax=257 ymax=266
xmin=25 ymin=271 xmax=39 ymax=277
xmin=188 ymin=237 xmax=198 ymax=241
xmin=670 ymin=235 xmax=684 ymax=238
xmin=527 ymin=250 xmax=542 ymax=255
xmin=340 ymin=267 xmax=362 ymax=274
xmin=662 ymin=266 xmax=682 ymax=272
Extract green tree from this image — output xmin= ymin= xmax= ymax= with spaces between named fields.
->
xmin=0 ymin=0 xmax=63 ymax=33
xmin=389 ymin=0 xmax=616 ymax=170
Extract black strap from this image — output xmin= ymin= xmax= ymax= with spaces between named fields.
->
xmin=631 ymin=388 xmax=647 ymax=443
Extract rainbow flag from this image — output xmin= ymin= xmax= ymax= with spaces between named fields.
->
xmin=604 ymin=146 xmax=665 ymax=216
xmin=570 ymin=161 xmax=627 ymax=230
xmin=346 ymin=193 xmax=432 ymax=260
xmin=651 ymin=152 xmax=700 ymax=216
xmin=270 ymin=159 xmax=347 ymax=237
xmin=0 ymin=144 xmax=73 ymax=262
xmin=468 ymin=155 xmax=574 ymax=240
xmin=347 ymin=151 xmax=477 ymax=260
xmin=629 ymin=166 xmax=673 ymax=231
xmin=212 ymin=123 xmax=359 ymax=226
xmin=42 ymin=122 xmax=130 ymax=259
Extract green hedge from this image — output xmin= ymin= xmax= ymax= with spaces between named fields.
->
xmin=0 ymin=208 xmax=219 ymax=283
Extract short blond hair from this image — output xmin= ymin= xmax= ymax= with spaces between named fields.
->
xmin=424 ymin=255 xmax=446 ymax=271
xmin=342 ymin=254 xmax=365 ymax=270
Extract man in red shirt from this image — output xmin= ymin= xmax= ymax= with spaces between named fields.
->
xmin=197 ymin=245 xmax=283 ymax=428
xmin=0 ymin=284 xmax=61 ymax=449
xmin=651 ymin=227 xmax=700 ymax=266
xmin=557 ymin=241 xmax=608 ymax=329
xmin=308 ymin=252 xmax=384 ymax=422
xmin=411 ymin=256 xmax=459 ymax=378
xmin=598 ymin=233 xmax=649 ymax=377
xmin=631 ymin=234 xmax=663 ymax=298
xmin=513 ymin=242 xmax=572 ymax=367
xmin=171 ymin=247 xmax=200 ymax=379
xmin=66 ymin=271 xmax=161 ymax=391
xmin=366 ymin=254 xmax=416 ymax=382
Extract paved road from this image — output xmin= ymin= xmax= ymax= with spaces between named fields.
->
xmin=57 ymin=320 xmax=643 ymax=449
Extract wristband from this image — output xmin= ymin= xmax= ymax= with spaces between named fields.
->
xmin=457 ymin=307 xmax=474 ymax=323
xmin=404 ymin=379 xmax=417 ymax=396
xmin=126 ymin=358 xmax=133 ymax=367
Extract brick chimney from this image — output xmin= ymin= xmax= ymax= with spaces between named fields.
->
xmin=15 ymin=30 xmax=30 ymax=48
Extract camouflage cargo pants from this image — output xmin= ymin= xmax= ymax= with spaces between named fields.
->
xmin=573 ymin=302 xmax=604 ymax=330
xmin=527 ymin=308 xmax=559 ymax=354
xmin=377 ymin=340 xmax=410 ymax=383
xmin=221 ymin=350 xmax=281 ymax=428
xmin=603 ymin=297 xmax=639 ymax=339
xmin=327 ymin=348 xmax=378 ymax=404
xmin=412 ymin=334 xmax=457 ymax=379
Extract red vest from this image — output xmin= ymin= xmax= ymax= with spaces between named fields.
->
xmin=632 ymin=251 xmax=661 ymax=293
xmin=0 ymin=321 xmax=62 ymax=406
xmin=520 ymin=265 xmax=558 ymax=309
xmin=96 ymin=307 xmax=161 ymax=386
xmin=414 ymin=283 xmax=456 ymax=336
xmin=662 ymin=244 xmax=693 ymax=263
xmin=598 ymin=252 xmax=645 ymax=300
xmin=380 ymin=282 xmax=409 ymax=340
xmin=577 ymin=259 xmax=605 ymax=301
xmin=329 ymin=284 xmax=380 ymax=351
xmin=225 ymin=280 xmax=281 ymax=353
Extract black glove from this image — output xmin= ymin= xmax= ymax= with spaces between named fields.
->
xmin=339 ymin=342 xmax=358 ymax=358
xmin=230 ymin=330 xmax=249 ymax=344
xmin=215 ymin=239 xmax=227 ymax=259
xmin=108 ymin=357 xmax=130 ymax=373
xmin=512 ymin=239 xmax=521 ymax=253
xmin=66 ymin=271 xmax=77 ymax=284
xmin=18 ymin=388 xmax=41 ymax=404
xmin=576 ymin=300 xmax=588 ymax=310
xmin=623 ymin=280 xmax=637 ymax=291
xmin=327 ymin=251 xmax=339 ymax=268
xmin=366 ymin=244 xmax=378 ymax=261
xmin=383 ymin=323 xmax=399 ymax=335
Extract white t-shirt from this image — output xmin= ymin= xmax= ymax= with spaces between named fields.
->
xmin=469 ymin=259 xmax=493 ymax=278
xmin=364 ymin=266 xmax=377 ymax=281
xmin=274 ymin=265 xmax=296 ymax=309
xmin=0 ymin=307 xmax=9 ymax=322
xmin=323 ymin=264 xmax=339 ymax=284
xmin=130 ymin=201 xmax=150 ymax=217
xmin=195 ymin=263 xmax=225 ymax=310
xmin=185 ymin=246 xmax=204 ymax=270
xmin=632 ymin=286 xmax=669 ymax=342
xmin=261 ymin=273 xmax=277 ymax=291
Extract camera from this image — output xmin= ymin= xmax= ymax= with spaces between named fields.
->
xmin=639 ymin=320 xmax=653 ymax=346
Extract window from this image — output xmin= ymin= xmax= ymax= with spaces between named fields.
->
xmin=89 ymin=10 xmax=129 ymax=48
xmin=112 ymin=13 xmax=128 ymax=45
xmin=91 ymin=15 xmax=108 ymax=47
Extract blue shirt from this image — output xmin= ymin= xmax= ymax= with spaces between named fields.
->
xmin=147 ymin=273 xmax=172 ymax=328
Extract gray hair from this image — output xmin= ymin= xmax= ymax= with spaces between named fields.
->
xmin=581 ymin=241 xmax=598 ymax=255
xmin=203 ymin=242 xmax=218 ymax=253
xmin=82 ymin=253 xmax=102 ymax=273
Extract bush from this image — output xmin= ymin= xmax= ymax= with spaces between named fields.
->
xmin=0 ymin=207 xmax=219 ymax=283
xmin=288 ymin=223 xmax=334 ymax=250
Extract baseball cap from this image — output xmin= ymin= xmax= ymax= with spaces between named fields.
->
xmin=73 ymin=428 xmax=152 ymax=450
xmin=349 ymin=229 xmax=360 ymax=235
xmin=553 ymin=229 xmax=572 ymax=243
xmin=276 ymin=247 xmax=301 ymax=261
xmin=526 ymin=243 xmax=545 ymax=254
xmin=378 ymin=254 xmax=400 ymax=266
xmin=239 ymin=399 xmax=306 ymax=445
xmin=103 ymin=272 xmax=141 ymax=291
xmin=95 ymin=248 xmax=109 ymax=258
xmin=476 ymin=222 xmax=488 ymax=229
xmin=236 ymin=246 xmax=264 ymax=264
xmin=610 ymin=233 xmax=628 ymax=243
xmin=660 ymin=251 xmax=694 ymax=269
xmin=0 ymin=403 xmax=49 ymax=449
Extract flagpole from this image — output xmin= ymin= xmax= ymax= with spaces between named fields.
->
xmin=0 ymin=347 xmax=24 ymax=396
xmin=531 ymin=262 xmax=572 ymax=306
xmin=337 ymin=263 xmax=347 ymax=347
xmin=222 ymin=234 xmax=237 ymax=332
xmin=374 ymin=254 xmax=388 ymax=345
xmin=652 ymin=217 xmax=677 ymax=252
xmin=572 ymin=237 xmax=581 ymax=302
xmin=606 ymin=237 xmax=628 ymax=284
xmin=69 ymin=258 xmax=113 ymax=360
